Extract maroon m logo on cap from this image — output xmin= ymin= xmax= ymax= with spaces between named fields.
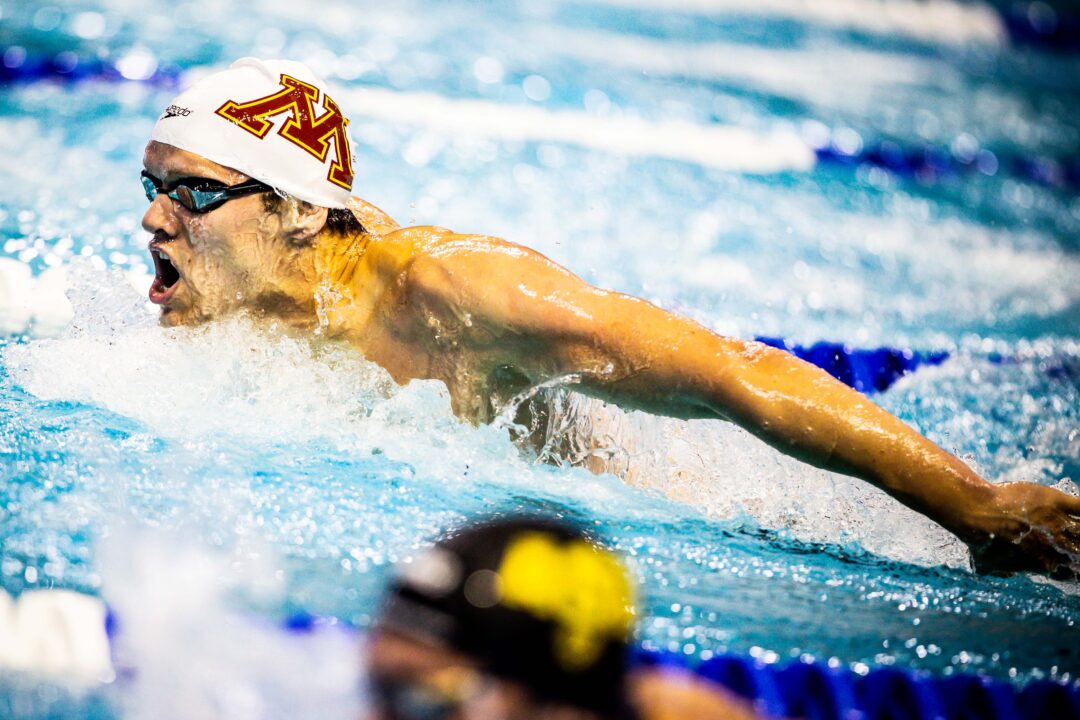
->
xmin=215 ymin=74 xmax=354 ymax=191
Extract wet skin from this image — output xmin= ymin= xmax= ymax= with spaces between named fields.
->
xmin=141 ymin=141 xmax=1080 ymax=579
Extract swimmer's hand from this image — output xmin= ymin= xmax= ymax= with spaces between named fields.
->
xmin=967 ymin=482 xmax=1080 ymax=579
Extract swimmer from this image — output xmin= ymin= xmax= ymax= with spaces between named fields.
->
xmin=367 ymin=516 xmax=762 ymax=720
xmin=140 ymin=58 xmax=1080 ymax=579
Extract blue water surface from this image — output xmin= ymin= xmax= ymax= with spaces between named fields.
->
xmin=1 ymin=0 xmax=1079 ymax=716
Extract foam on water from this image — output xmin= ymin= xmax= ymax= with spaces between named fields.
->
xmin=341 ymin=86 xmax=816 ymax=173
xmin=3 ymin=263 xmax=641 ymax=515
xmin=99 ymin=532 xmax=360 ymax=720
xmin=3 ymin=0 xmax=1080 ymax=700
xmin=878 ymin=344 xmax=1080 ymax=486
xmin=462 ymin=171 xmax=1080 ymax=348
xmin=541 ymin=27 xmax=959 ymax=108
xmin=588 ymin=0 xmax=1007 ymax=45
xmin=9 ymin=261 xmax=1077 ymax=591
xmin=5 ymin=265 xmax=979 ymax=572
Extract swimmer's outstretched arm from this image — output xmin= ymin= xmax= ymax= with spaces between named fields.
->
xmin=402 ymin=234 xmax=1080 ymax=578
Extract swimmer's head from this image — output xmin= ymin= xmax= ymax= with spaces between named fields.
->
xmin=369 ymin=517 xmax=636 ymax=719
xmin=140 ymin=58 xmax=361 ymax=326
xmin=151 ymin=58 xmax=355 ymax=208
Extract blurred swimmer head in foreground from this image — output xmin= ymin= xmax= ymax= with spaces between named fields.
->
xmin=366 ymin=517 xmax=760 ymax=720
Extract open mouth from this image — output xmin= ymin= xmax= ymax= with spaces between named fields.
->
xmin=149 ymin=248 xmax=182 ymax=304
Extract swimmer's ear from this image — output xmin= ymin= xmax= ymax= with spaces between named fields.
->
xmin=277 ymin=199 xmax=328 ymax=247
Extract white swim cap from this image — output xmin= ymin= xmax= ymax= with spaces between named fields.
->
xmin=150 ymin=58 xmax=355 ymax=209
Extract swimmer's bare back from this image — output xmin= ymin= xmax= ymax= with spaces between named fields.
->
xmin=322 ymin=198 xmax=1080 ymax=580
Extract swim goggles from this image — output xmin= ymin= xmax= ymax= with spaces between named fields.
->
xmin=141 ymin=170 xmax=273 ymax=214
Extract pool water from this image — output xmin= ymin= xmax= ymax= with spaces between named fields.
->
xmin=1 ymin=0 xmax=1079 ymax=716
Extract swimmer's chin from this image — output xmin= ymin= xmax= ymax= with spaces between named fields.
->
xmin=158 ymin=309 xmax=190 ymax=327
xmin=157 ymin=303 xmax=301 ymax=329
xmin=157 ymin=306 xmax=211 ymax=328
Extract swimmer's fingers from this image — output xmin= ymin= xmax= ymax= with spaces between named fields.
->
xmin=970 ymin=534 xmax=1077 ymax=580
xmin=1052 ymin=492 xmax=1080 ymax=554
xmin=1063 ymin=524 xmax=1080 ymax=548
xmin=968 ymin=483 xmax=1080 ymax=578
xmin=1039 ymin=511 xmax=1079 ymax=581
xmin=1039 ymin=494 xmax=1080 ymax=577
xmin=1061 ymin=518 xmax=1080 ymax=552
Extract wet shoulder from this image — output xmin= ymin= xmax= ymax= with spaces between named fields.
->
xmin=371 ymin=227 xmax=522 ymax=286
xmin=365 ymin=225 xmax=456 ymax=278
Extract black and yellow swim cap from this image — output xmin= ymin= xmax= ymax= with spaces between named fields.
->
xmin=379 ymin=517 xmax=636 ymax=716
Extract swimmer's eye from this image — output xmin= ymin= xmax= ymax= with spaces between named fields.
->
xmin=141 ymin=170 xmax=272 ymax=214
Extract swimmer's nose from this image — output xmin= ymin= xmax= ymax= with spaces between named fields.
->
xmin=141 ymin=193 xmax=179 ymax=238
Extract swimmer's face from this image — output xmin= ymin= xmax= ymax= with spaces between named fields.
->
xmin=140 ymin=140 xmax=289 ymax=327
xmin=365 ymin=630 xmax=538 ymax=720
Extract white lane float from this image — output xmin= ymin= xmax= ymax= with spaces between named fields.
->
xmin=0 ymin=588 xmax=112 ymax=681
xmin=0 ymin=259 xmax=153 ymax=338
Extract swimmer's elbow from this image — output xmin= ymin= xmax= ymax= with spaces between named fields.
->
xmin=661 ymin=338 xmax=805 ymax=426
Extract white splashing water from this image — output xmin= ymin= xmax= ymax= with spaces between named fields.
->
xmin=539 ymin=27 xmax=961 ymax=110
xmin=5 ymin=265 xmax=971 ymax=570
xmin=3 ymin=262 xmax=632 ymax=511
xmin=340 ymin=86 xmax=816 ymax=173
xmin=515 ymin=390 xmax=970 ymax=568
xmin=100 ymin=530 xmax=360 ymax=720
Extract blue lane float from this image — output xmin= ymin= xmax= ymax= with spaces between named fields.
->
xmin=755 ymin=336 xmax=949 ymax=395
xmin=856 ymin=667 xmax=945 ymax=720
xmin=1020 ymin=679 xmax=1080 ymax=719
xmin=937 ymin=674 xmax=1022 ymax=720
xmin=815 ymin=140 xmax=1080 ymax=193
xmin=0 ymin=46 xmax=181 ymax=90
xmin=633 ymin=648 xmax=1080 ymax=720
xmin=3 ymin=45 xmax=1079 ymax=193
xmin=1004 ymin=1 xmax=1080 ymax=53
xmin=774 ymin=661 xmax=857 ymax=720
xmin=697 ymin=654 xmax=788 ymax=717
